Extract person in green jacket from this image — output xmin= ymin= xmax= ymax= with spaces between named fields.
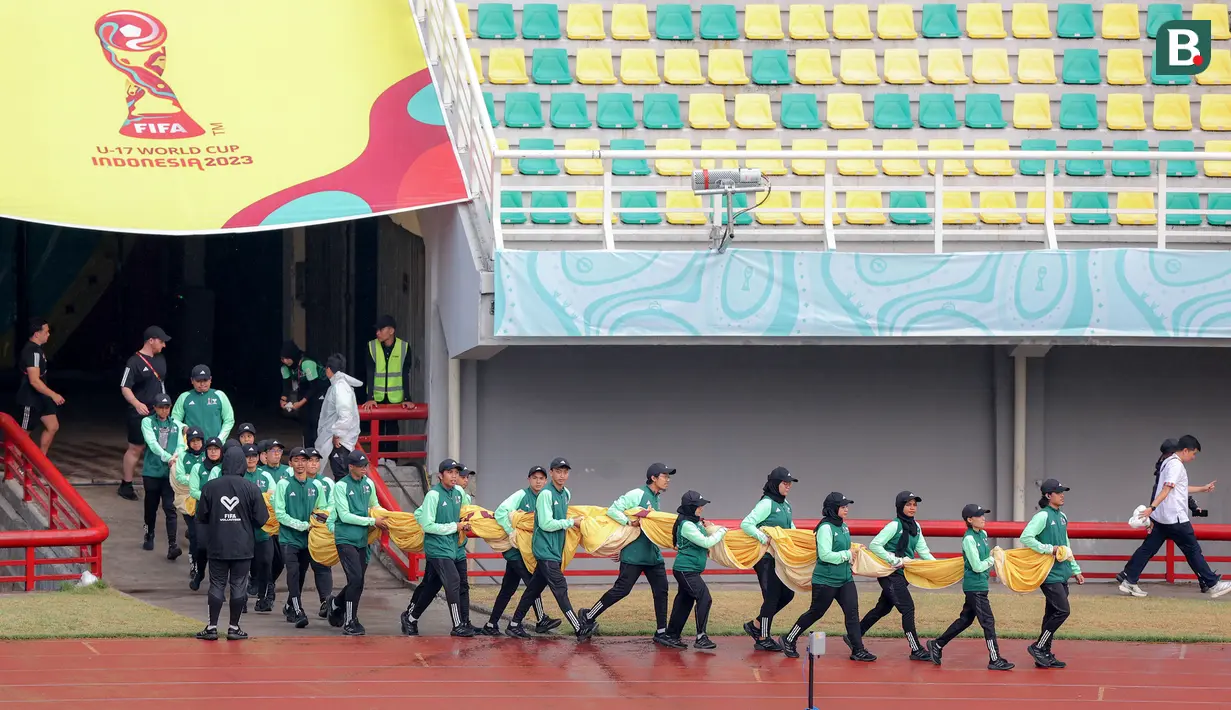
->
xmin=858 ymin=491 xmax=935 ymax=661
xmin=741 ymin=466 xmax=798 ymax=651
xmin=927 ymin=504 xmax=1014 ymax=671
xmin=781 ymin=492 xmax=874 ymax=662
xmin=402 ymin=458 xmax=475 ymax=637
xmin=174 ymin=427 xmax=207 ymax=585
xmin=171 ymin=365 xmax=234 ymax=442
xmin=237 ymin=422 xmax=257 ymax=447
xmin=188 ymin=438 xmax=224 ymax=591
xmin=141 ymin=392 xmax=185 ymax=560
xmin=664 ymin=490 xmax=727 ymax=650
xmin=254 ymin=439 xmax=291 ymax=606
xmin=273 ymin=447 xmax=320 ymax=628
xmin=506 ymin=457 xmax=596 ymax=641
xmin=585 ymin=462 xmax=676 ymax=646
xmin=241 ymin=444 xmax=278 ymax=613
xmin=305 ymin=448 xmax=334 ymax=618
xmin=481 ymin=465 xmax=560 ymax=636
xmin=1020 ymin=479 xmax=1084 ymax=669
xmin=327 ymin=449 xmax=387 ymax=635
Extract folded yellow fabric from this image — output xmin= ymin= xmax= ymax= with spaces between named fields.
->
xmin=375 ymin=506 xmax=424 ymax=552
xmin=262 ymin=492 xmax=279 ymax=535
xmin=993 ymin=545 xmax=1070 ymax=593
xmin=185 ymin=497 xmax=197 ymax=517
xmin=170 ymin=469 xmax=192 ymax=516
xmin=308 ymin=509 xmax=382 ymax=566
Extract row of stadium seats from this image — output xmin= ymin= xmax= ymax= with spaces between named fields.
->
xmin=459 ymin=2 xmax=1231 ymax=42
xmin=498 ymin=190 xmax=1231 ymax=226
xmin=474 ymin=46 xmax=1230 ymax=86
xmin=484 ymin=90 xmax=1231 ymax=131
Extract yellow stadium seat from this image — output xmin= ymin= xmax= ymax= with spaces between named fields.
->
xmin=974 ymin=139 xmax=1015 ymax=176
xmin=1193 ymin=4 xmax=1231 ymax=40
xmin=699 ymin=139 xmax=738 ymax=169
xmin=654 ymin=138 xmax=693 ymax=175
xmin=689 ymin=94 xmax=730 ymax=129
xmin=796 ymin=48 xmax=837 ymax=84
xmin=664 ymin=49 xmax=704 ymax=84
xmin=576 ymin=48 xmax=617 ymax=84
xmin=1107 ymin=49 xmax=1145 ymax=85
xmin=1202 ymin=95 xmax=1231 ymax=130
xmin=708 ymin=49 xmax=750 ymax=85
xmin=746 ymin=139 xmax=788 ymax=175
xmin=840 ymin=48 xmax=881 ymax=84
xmin=972 ymin=48 xmax=1011 ymax=84
xmin=488 ymin=48 xmax=529 ymax=84
xmin=564 ymin=139 xmax=602 ymax=175
xmin=471 ymin=48 xmax=484 ymax=83
xmin=791 ymin=139 xmax=828 ymax=175
xmin=1107 ymin=93 xmax=1146 ymax=130
xmin=980 ymin=192 xmax=1022 ymax=224
xmin=833 ymin=4 xmax=874 ymax=38
xmin=1027 ymin=192 xmax=1066 ymax=224
xmin=1153 ymin=94 xmax=1192 ymax=130
xmin=846 ymin=191 xmax=888 ymax=224
xmin=966 ymin=3 xmax=1007 ymax=38
xmin=1204 ymin=141 xmax=1231 ymax=177
xmin=497 ymin=139 xmax=513 ymax=175
xmin=1016 ymin=48 xmax=1056 ymax=84
xmin=746 ymin=4 xmax=787 ymax=38
xmin=801 ymin=191 xmax=840 ymax=225
xmin=881 ymin=139 xmax=925 ymax=176
xmin=611 ymin=4 xmax=651 ymax=39
xmin=942 ymin=191 xmax=977 ymax=224
xmin=826 ymin=93 xmax=869 ymax=128
xmin=620 ymin=49 xmax=660 ymax=84
xmin=576 ymin=191 xmax=616 ymax=225
xmin=735 ymin=94 xmax=776 ymax=129
xmin=928 ymin=48 xmax=969 ymax=84
xmin=755 ymin=190 xmax=797 ymax=225
xmin=1012 ymin=3 xmax=1051 ymax=37
xmin=790 ymin=4 xmax=829 ymax=37
xmin=885 ymin=49 xmax=925 ymax=84
xmin=567 ymin=3 xmax=606 ymax=39
xmin=665 ymin=192 xmax=708 ymax=225
xmin=928 ymin=139 xmax=969 ymax=176
xmin=1116 ymin=193 xmax=1156 ymax=225
xmin=457 ymin=3 xmax=473 ymax=38
xmin=837 ymin=139 xmax=877 ymax=175
xmin=1197 ymin=49 xmax=1231 ymax=85
xmin=1013 ymin=93 xmax=1053 ymax=129
xmin=1101 ymin=3 xmax=1140 ymax=39
xmin=877 ymin=4 xmax=918 ymax=38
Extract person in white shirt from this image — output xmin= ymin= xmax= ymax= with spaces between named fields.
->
xmin=1118 ymin=435 xmax=1231 ymax=599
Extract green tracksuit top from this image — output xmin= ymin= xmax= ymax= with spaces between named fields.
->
xmin=174 ymin=449 xmax=205 ymax=490
xmin=607 ymin=485 xmax=664 ymax=566
xmin=494 ymin=487 xmax=539 ymax=561
xmin=189 ymin=460 xmax=222 ymax=500
xmin=812 ymin=521 xmax=853 ymax=587
xmin=274 ymin=476 xmax=320 ymax=549
xmin=962 ymin=529 xmax=994 ymax=592
xmin=869 ymin=519 xmax=937 ymax=566
xmin=740 ymin=496 xmax=795 ymax=544
xmin=261 ymin=464 xmax=293 ymax=485
xmin=673 ymin=520 xmax=727 ymax=574
xmin=244 ymin=468 xmax=277 ymax=542
xmin=140 ymin=415 xmax=183 ymax=479
xmin=1020 ymin=506 xmax=1082 ymax=585
xmin=532 ymin=484 xmax=575 ymax=562
xmin=416 ymin=482 xmax=465 ymax=560
xmin=330 ymin=474 xmax=377 ymax=549
xmin=311 ymin=475 xmax=335 ymax=512
xmin=171 ymin=389 xmax=235 ymax=442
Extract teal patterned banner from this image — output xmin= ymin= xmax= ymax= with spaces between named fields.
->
xmin=494 ymin=249 xmax=1231 ymax=338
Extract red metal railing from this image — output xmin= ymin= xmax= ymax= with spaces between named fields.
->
xmin=358 ymin=405 xmax=428 ymax=580
xmin=0 ymin=413 xmax=109 ymax=590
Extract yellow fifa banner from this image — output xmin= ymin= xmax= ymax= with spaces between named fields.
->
xmin=0 ymin=1 xmax=469 ymax=233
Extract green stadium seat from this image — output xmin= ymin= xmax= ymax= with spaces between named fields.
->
xmin=597 ymin=93 xmax=637 ymax=129
xmin=1056 ymin=3 xmax=1095 ymax=38
xmin=642 ymin=93 xmax=684 ymax=129
xmin=611 ymin=138 xmax=651 ymax=175
xmin=484 ymin=92 xmax=498 ymax=126
xmin=921 ymin=4 xmax=961 ymax=37
xmin=1062 ymin=49 xmax=1101 ymax=84
xmin=919 ymin=94 xmax=959 ymax=128
xmin=1146 ymin=3 xmax=1182 ymax=38
xmin=1165 ymin=193 xmax=1202 ymax=225
xmin=655 ymin=4 xmax=696 ymax=39
xmin=522 ymin=3 xmax=562 ymax=38
xmin=532 ymin=48 xmax=572 ymax=85
xmin=1019 ymin=138 xmax=1059 ymax=175
xmin=621 ymin=191 xmax=662 ymax=225
xmin=873 ymin=93 xmax=914 ymax=128
xmin=1058 ymin=93 xmax=1098 ymax=129
xmin=477 ymin=3 xmax=517 ymax=38
xmin=1071 ymin=192 xmax=1110 ymax=225
xmin=889 ymin=191 xmax=932 ymax=224
xmin=517 ymin=138 xmax=559 ymax=175
xmin=699 ymin=4 xmax=739 ymax=39
xmin=1152 ymin=53 xmax=1191 ymax=85
xmin=1208 ymin=194 xmax=1231 ymax=226
xmin=531 ymin=191 xmax=571 ymax=224
xmin=722 ymin=193 xmax=753 ymax=225
xmin=504 ymin=92 xmax=544 ymax=128
xmin=500 ymin=191 xmax=526 ymax=224
xmin=1159 ymin=140 xmax=1197 ymax=177
xmin=752 ymin=50 xmax=792 ymax=85
xmin=1066 ymin=140 xmax=1105 ymax=176
xmin=1111 ymin=139 xmax=1151 ymax=177
xmin=965 ymin=93 xmax=1007 ymax=128
xmin=550 ymin=93 xmax=591 ymax=128
xmin=780 ymin=93 xmax=821 ymax=128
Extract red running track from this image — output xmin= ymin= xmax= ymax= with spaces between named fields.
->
xmin=0 ymin=637 xmax=1227 ymax=708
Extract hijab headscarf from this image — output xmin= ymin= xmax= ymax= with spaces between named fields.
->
xmin=203 ymin=438 xmax=224 ymax=472
xmin=816 ymin=491 xmax=849 ymax=532
xmin=894 ymin=490 xmax=921 ymax=557
xmin=672 ymin=501 xmax=702 ymax=550
xmin=761 ymin=478 xmax=786 ymax=504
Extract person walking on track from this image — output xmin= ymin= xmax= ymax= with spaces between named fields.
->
xmin=119 ymin=326 xmax=170 ymax=500
xmin=402 ymin=459 xmax=475 ymax=637
xmin=305 ymin=448 xmax=334 ymax=618
xmin=664 ymin=490 xmax=727 ymax=650
xmin=273 ymin=447 xmax=320 ymax=628
xmin=859 ymin=491 xmax=935 ymax=661
xmin=141 ymin=392 xmax=184 ymax=560
xmin=741 ymin=466 xmax=798 ymax=651
xmin=280 ymin=341 xmax=327 ymax=448
xmin=1019 ymin=479 xmax=1084 ymax=669
xmin=241 ymin=444 xmax=277 ymax=613
xmin=480 ymin=465 xmax=560 ymax=636
xmin=328 ymin=450 xmax=387 ymax=635
xmin=173 ymin=427 xmax=207 ymax=585
xmin=171 ymin=364 xmax=234 ymax=442
xmin=315 ymin=354 xmax=363 ymax=481
xmin=188 ymin=437 xmax=224 ymax=591
xmin=16 ymin=317 xmax=64 ymax=454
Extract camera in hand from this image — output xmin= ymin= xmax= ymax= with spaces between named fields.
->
xmin=1189 ymin=496 xmax=1210 ymax=518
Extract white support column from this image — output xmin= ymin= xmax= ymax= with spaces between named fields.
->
xmin=1013 ymin=353 xmax=1027 ymax=523
xmin=448 ymin=358 xmax=461 ymax=460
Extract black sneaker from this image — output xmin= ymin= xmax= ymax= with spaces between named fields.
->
xmin=780 ymin=635 xmax=800 ymax=659
xmin=265 ymin=584 xmax=277 ymax=606
xmin=576 ymin=619 xmax=598 ymax=641
xmin=189 ymin=577 xmax=201 ymax=592
xmin=505 ymin=623 xmax=532 ymax=639
xmin=477 ymin=623 xmax=502 ymax=637
xmin=142 ymin=533 xmax=154 ymax=551
xmin=653 ymin=632 xmax=687 ymax=649
xmin=254 ymin=598 xmax=272 ymax=613
xmin=247 ymin=580 xmax=258 ymax=597
xmin=927 ymin=640 xmax=943 ymax=666
xmin=117 ymin=482 xmax=138 ymax=500
xmin=399 ymin=610 xmax=418 ymax=636
xmin=327 ymin=600 xmax=344 ymax=628
xmin=342 ymin=620 xmax=366 ymax=636
xmin=1027 ymin=644 xmax=1053 ymax=668
xmin=694 ymin=634 xmax=717 ymax=650
xmin=754 ymin=636 xmax=782 ymax=652
xmin=534 ymin=616 xmax=562 ymax=634
xmin=195 ymin=626 xmax=219 ymax=641
xmin=319 ymin=598 xmax=331 ymax=619
xmin=910 ymin=648 xmax=933 ymax=662
xmin=1043 ymin=650 xmax=1066 ymax=669
xmin=293 ymin=611 xmax=309 ymax=629
xmin=451 ymin=624 xmax=476 ymax=638
xmin=283 ymin=602 xmax=294 ymax=622
xmin=167 ymin=545 xmax=182 ymax=561
xmin=850 ymin=648 xmax=877 ymax=662
xmin=988 ymin=657 xmax=1015 ymax=671
xmin=742 ymin=620 xmax=761 ymax=641
xmin=226 ymin=627 xmax=249 ymax=641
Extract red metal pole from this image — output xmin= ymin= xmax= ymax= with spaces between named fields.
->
xmin=24 ymin=547 xmax=35 ymax=591
xmin=1166 ymin=540 xmax=1176 ymax=584
xmin=370 ymin=417 xmax=381 ymax=471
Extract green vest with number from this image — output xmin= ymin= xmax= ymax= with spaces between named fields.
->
xmin=673 ymin=520 xmax=710 ymax=574
xmin=532 ymin=485 xmax=570 ymax=562
xmin=423 ymin=482 xmax=464 ymax=560
xmin=368 ymin=338 xmax=408 ymax=404
xmin=811 ymin=521 xmax=853 ymax=587
xmin=1038 ymin=506 xmax=1076 ymax=585
xmin=620 ymin=485 xmax=664 ymax=566
xmin=962 ymin=529 xmax=991 ymax=592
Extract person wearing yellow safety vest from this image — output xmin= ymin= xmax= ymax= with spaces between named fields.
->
xmin=360 ymin=315 xmax=414 ymax=452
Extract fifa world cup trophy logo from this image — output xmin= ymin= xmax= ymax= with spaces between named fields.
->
xmin=95 ymin=10 xmax=205 ymax=139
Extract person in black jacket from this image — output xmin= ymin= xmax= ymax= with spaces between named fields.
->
xmin=195 ymin=444 xmax=269 ymax=641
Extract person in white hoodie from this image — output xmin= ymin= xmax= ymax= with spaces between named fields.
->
xmin=315 ymin=354 xmax=364 ymax=481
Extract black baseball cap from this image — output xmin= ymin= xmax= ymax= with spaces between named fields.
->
xmin=896 ymin=491 xmax=923 ymax=507
xmin=306 ymin=448 xmax=321 ymax=459
xmin=289 ymin=447 xmax=307 ymax=459
xmin=237 ymin=423 xmax=256 ymax=436
xmin=348 ymin=450 xmax=370 ymax=467
xmin=186 ymin=427 xmax=205 ymax=442
xmin=681 ymin=490 xmax=710 ymax=507
xmin=768 ymin=466 xmax=798 ymax=483
xmin=205 ymin=437 xmax=222 ymax=450
xmin=550 ymin=457 xmax=571 ymax=470
xmin=143 ymin=325 xmax=171 ymax=342
xmin=646 ymin=463 xmax=677 ymax=480
xmin=528 ymin=465 xmax=547 ymax=476
xmin=190 ymin=364 xmax=211 ymax=381
xmin=242 ymin=444 xmax=259 ymax=457
xmin=152 ymin=392 xmax=172 ymax=407
xmin=257 ymin=439 xmax=271 ymax=453
xmin=268 ymin=439 xmax=284 ymax=451
xmin=459 ymin=467 xmax=476 ymax=477
xmin=962 ymin=504 xmax=992 ymax=520
xmin=438 ymin=458 xmax=464 ymax=473
xmin=1041 ymin=479 xmax=1070 ymax=494
xmin=826 ymin=491 xmax=855 ymax=507
xmin=375 ymin=314 xmax=397 ymax=330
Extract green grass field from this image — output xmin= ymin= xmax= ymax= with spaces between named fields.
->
xmin=0 ymin=584 xmax=200 ymax=640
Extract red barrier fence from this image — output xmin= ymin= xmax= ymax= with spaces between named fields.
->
xmin=0 ymin=413 xmax=109 ymax=590
xmin=359 ymin=405 xmax=428 ymax=580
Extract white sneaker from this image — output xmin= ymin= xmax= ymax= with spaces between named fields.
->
xmin=1119 ymin=580 xmax=1148 ymax=598
xmin=1208 ymin=581 xmax=1231 ymax=599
